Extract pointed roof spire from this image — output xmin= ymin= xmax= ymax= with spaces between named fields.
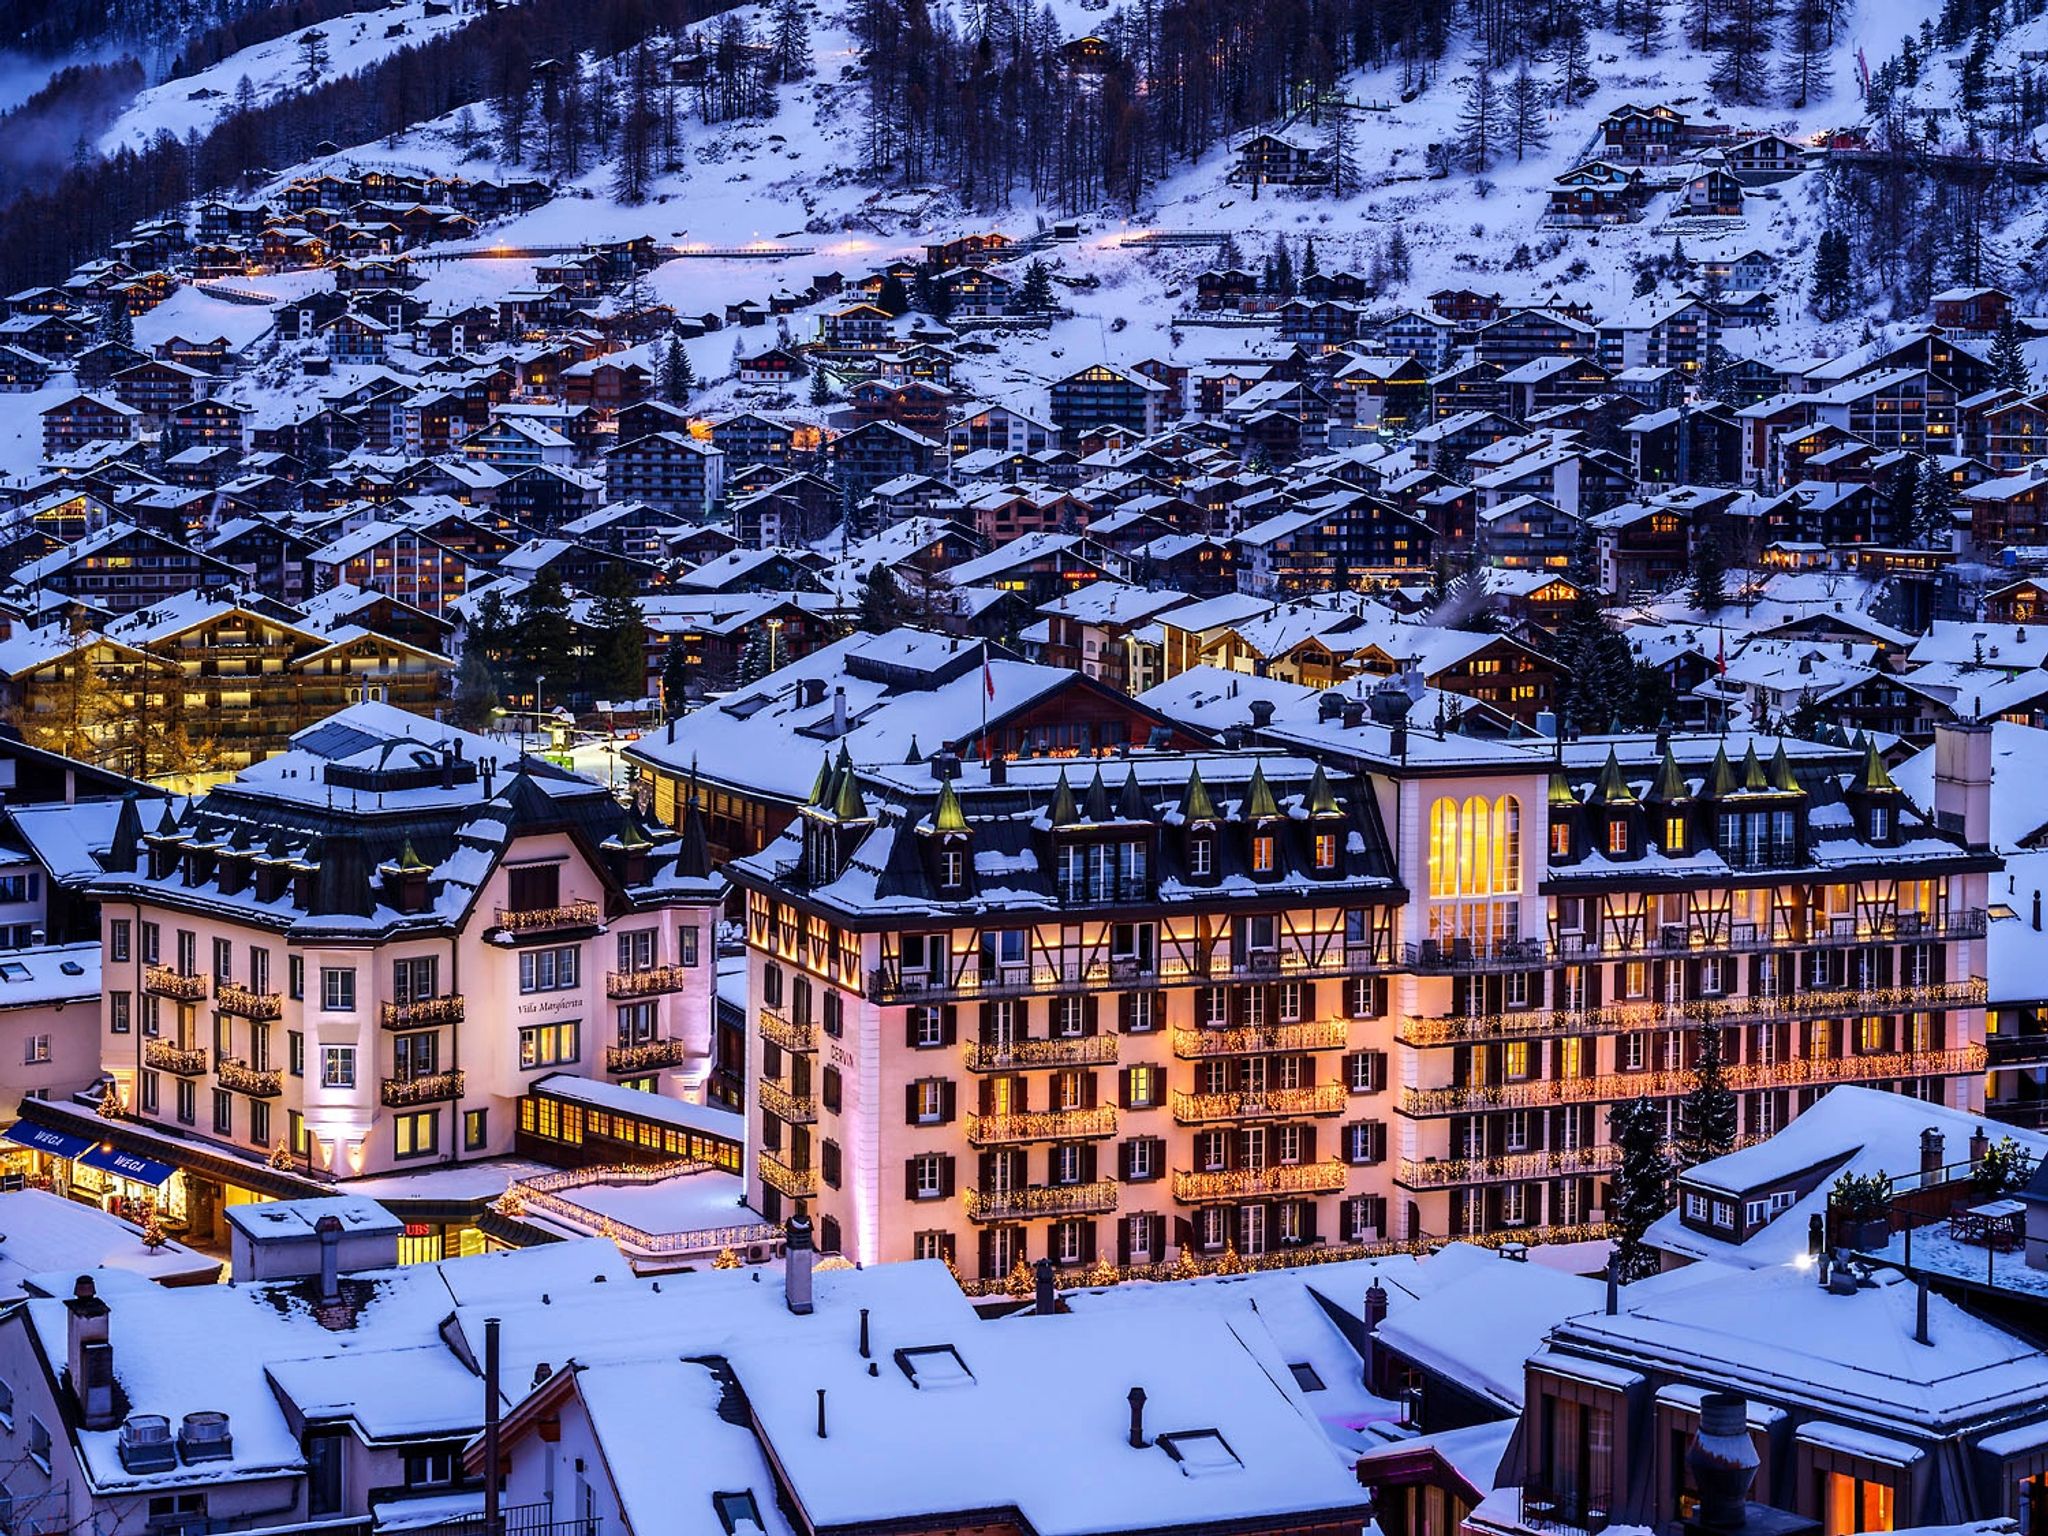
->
xmin=807 ymin=754 xmax=832 ymax=808
xmin=1768 ymin=741 xmax=1803 ymax=795
xmin=1706 ymin=742 xmax=1738 ymax=796
xmin=1047 ymin=768 xmax=1078 ymax=827
xmin=1740 ymin=741 xmax=1768 ymax=791
xmin=153 ymin=800 xmax=181 ymax=837
xmin=1860 ymin=736 xmax=1898 ymax=792
xmin=1648 ymin=745 xmax=1689 ymax=802
xmin=106 ymin=793 xmax=142 ymax=872
xmin=832 ymin=764 xmax=868 ymax=821
xmin=1082 ymin=766 xmax=1113 ymax=823
xmin=1548 ymin=771 xmax=1577 ymax=807
xmin=1244 ymin=762 xmax=1280 ymax=820
xmin=398 ymin=838 xmax=427 ymax=870
xmin=1117 ymin=765 xmax=1151 ymax=822
xmin=904 ymin=735 xmax=922 ymax=765
xmin=1180 ymin=761 xmax=1219 ymax=823
xmin=931 ymin=775 xmax=968 ymax=833
xmin=1589 ymin=748 xmax=1637 ymax=805
xmin=1305 ymin=763 xmax=1342 ymax=817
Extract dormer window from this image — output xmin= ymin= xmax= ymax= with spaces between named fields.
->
xmin=1251 ymin=834 xmax=1275 ymax=874
xmin=1607 ymin=822 xmax=1629 ymax=856
xmin=1313 ymin=832 xmax=1337 ymax=871
xmin=938 ymin=848 xmax=965 ymax=888
xmin=1189 ymin=837 xmax=1214 ymax=878
xmin=1663 ymin=815 xmax=1686 ymax=854
xmin=1550 ymin=822 xmax=1571 ymax=857
xmin=1870 ymin=806 xmax=1890 ymax=842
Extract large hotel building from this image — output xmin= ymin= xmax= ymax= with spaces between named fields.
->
xmin=728 ymin=702 xmax=1994 ymax=1283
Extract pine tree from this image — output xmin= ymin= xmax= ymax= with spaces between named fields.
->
xmin=1456 ymin=63 xmax=1505 ymax=171
xmin=1992 ymin=311 xmax=2031 ymax=392
xmin=1677 ymin=1025 xmax=1738 ymax=1165
xmin=588 ymin=561 xmax=648 ymax=703
xmin=107 ymin=294 xmax=133 ymax=348
xmin=660 ymin=640 xmax=691 ymax=715
xmin=1689 ymin=529 xmax=1728 ymax=612
xmin=1610 ymin=1096 xmax=1674 ymax=1278
xmin=14 ymin=617 xmax=120 ymax=765
xmin=1556 ymin=596 xmax=1638 ymax=731
xmin=876 ymin=273 xmax=910 ymax=316
xmin=1914 ymin=458 xmax=1957 ymax=548
xmin=1325 ymin=105 xmax=1360 ymax=196
xmin=770 ymin=0 xmax=813 ymax=80
xmin=1272 ymin=233 xmax=1296 ymax=297
xmin=808 ymin=366 xmax=832 ymax=405
xmin=1505 ymin=65 xmax=1550 ymax=161
xmin=661 ymin=337 xmax=696 ymax=404
xmin=1300 ymin=236 xmax=1319 ymax=281
xmin=521 ymin=569 xmax=579 ymax=706
xmin=298 ymin=28 xmax=329 ymax=87
xmin=1018 ymin=257 xmax=1054 ymax=313
xmin=857 ymin=563 xmax=903 ymax=632
xmin=1383 ymin=226 xmax=1412 ymax=284
xmin=733 ymin=626 xmax=772 ymax=687
xmin=1811 ymin=226 xmax=1853 ymax=320
xmin=1554 ymin=12 xmax=1593 ymax=101
xmin=451 ymin=646 xmax=499 ymax=730
xmin=1710 ymin=0 xmax=1776 ymax=102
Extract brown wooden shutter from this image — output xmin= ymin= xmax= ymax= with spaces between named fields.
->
xmin=940 ymin=1080 xmax=957 ymax=1123
xmin=1079 ymin=1144 xmax=1098 ymax=1183
xmin=904 ymin=1158 xmax=920 ymax=1201
xmin=940 ymin=1005 xmax=957 ymax=1045
xmin=1083 ymin=996 xmax=1099 ymax=1035
xmin=938 ymin=1155 xmax=955 ymax=1198
xmin=904 ymin=1083 xmax=920 ymax=1124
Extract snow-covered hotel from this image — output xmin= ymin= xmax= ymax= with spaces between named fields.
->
xmin=727 ymin=693 xmax=1995 ymax=1283
xmin=9 ymin=704 xmax=726 ymax=1254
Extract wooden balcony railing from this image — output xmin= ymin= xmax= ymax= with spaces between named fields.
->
xmin=964 ymin=1180 xmax=1119 ymax=1222
xmin=961 ymin=1035 xmax=1119 ymax=1071
xmin=758 ymin=1008 xmax=816 ymax=1053
xmin=215 ymin=984 xmax=282 ymax=1021
xmin=758 ymin=1151 xmax=816 ymax=1199
xmin=216 ymin=1056 xmax=283 ymax=1097
xmin=607 ymin=965 xmax=691 ymax=1000
xmin=494 ymin=898 xmax=602 ymax=935
xmin=866 ymin=940 xmax=1398 ymax=1004
xmin=1172 ymin=1160 xmax=1349 ymax=1202
xmin=1398 ymin=979 xmax=1987 ymax=1048
xmin=605 ymin=1037 xmax=693 ymax=1074
xmin=964 ymin=1107 xmax=1118 ymax=1145
xmin=143 ymin=966 xmax=209 ymax=1001
xmin=757 ymin=1077 xmax=817 ymax=1124
xmin=1403 ymin=909 xmax=1988 ymax=974
xmin=381 ymin=995 xmax=465 ymax=1029
xmin=380 ymin=1070 xmax=465 ymax=1107
xmin=1170 ymin=1084 xmax=1347 ymax=1125
xmin=143 ymin=1039 xmax=208 ymax=1075
xmin=1171 ymin=1020 xmax=1349 ymax=1058
xmin=1400 ymin=1044 xmax=1989 ymax=1117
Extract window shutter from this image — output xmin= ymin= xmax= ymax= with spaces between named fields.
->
xmin=978 ymin=1230 xmax=995 ymax=1279
xmin=1118 ymin=1217 xmax=1133 ymax=1266
xmin=904 ymin=1013 xmax=921 ymax=1049
xmin=939 ymin=1155 xmax=956 ymax=1197
xmin=1301 ymin=1124 xmax=1318 ymax=1162
xmin=1118 ymin=1068 xmax=1133 ymax=1109
xmin=1117 ymin=992 xmax=1133 ymax=1032
xmin=1149 ymin=1214 xmax=1167 ymax=1262
xmin=904 ymin=1083 xmax=920 ymax=1125
xmin=904 ymin=1158 xmax=920 ymax=1201
xmin=1147 ymin=1137 xmax=1166 ymax=1179
xmin=1080 ymin=1221 xmax=1097 ymax=1262
xmin=1586 ymin=966 xmax=1603 ymax=1006
xmin=1299 ymin=980 xmax=1317 ymax=1018
xmin=1152 ymin=991 xmax=1167 ymax=1030
xmin=1229 ymin=987 xmax=1245 ymax=1026
xmin=1083 ymin=996 xmax=1099 ymax=1035
xmin=940 ymin=1005 xmax=957 ymax=1045
xmin=1369 ymin=1121 xmax=1387 ymax=1163
xmin=1299 ymin=1200 xmax=1319 ymax=1243
xmin=1747 ymin=954 xmax=1762 ymax=992
xmin=1933 ymin=943 xmax=1947 ymax=983
xmin=940 ymin=1080 xmax=957 ymax=1124
xmin=1118 ymin=1139 xmax=1134 ymax=1180
xmin=1079 ymin=1144 xmax=1097 ymax=1183
xmin=1080 ymin=1072 xmax=1099 ymax=1109
xmin=979 ymin=1002 xmax=995 ymax=1042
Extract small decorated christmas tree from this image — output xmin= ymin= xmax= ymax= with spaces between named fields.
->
xmin=97 ymin=1079 xmax=123 ymax=1119
xmin=1004 ymin=1256 xmax=1035 ymax=1298
xmin=712 ymin=1246 xmax=740 ymax=1270
xmin=141 ymin=1203 xmax=166 ymax=1251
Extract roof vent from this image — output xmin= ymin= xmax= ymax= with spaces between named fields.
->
xmin=178 ymin=1411 xmax=233 ymax=1463
xmin=118 ymin=1414 xmax=177 ymax=1473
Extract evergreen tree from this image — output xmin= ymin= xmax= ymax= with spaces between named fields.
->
xmin=876 ymin=273 xmax=911 ymax=316
xmin=1610 ymin=1096 xmax=1674 ymax=1278
xmin=451 ymin=645 xmax=499 ymax=731
xmin=1914 ymin=458 xmax=1958 ymax=548
xmin=1811 ymin=226 xmax=1853 ymax=319
xmin=1710 ymin=0 xmax=1776 ymax=102
xmin=1300 ymin=236 xmax=1319 ymax=281
xmin=14 ymin=616 xmax=120 ymax=765
xmin=661 ymin=336 xmax=696 ymax=404
xmin=1505 ymin=65 xmax=1550 ymax=161
xmin=660 ymin=639 xmax=691 ymax=716
xmin=1272 ymin=233 xmax=1296 ymax=297
xmin=298 ymin=28 xmax=329 ymax=87
xmin=857 ymin=563 xmax=903 ymax=633
xmin=1554 ymin=12 xmax=1593 ymax=101
xmin=1456 ymin=62 xmax=1505 ymax=171
xmin=1383 ymin=226 xmax=1412 ymax=284
xmin=466 ymin=588 xmax=516 ymax=697
xmin=1018 ymin=257 xmax=1054 ymax=313
xmin=1677 ymin=1025 xmax=1738 ymax=1166
xmin=1689 ymin=529 xmax=1728 ymax=612
xmin=770 ymin=0 xmax=813 ymax=80
xmin=106 ymin=294 xmax=133 ymax=348
xmin=1325 ymin=105 xmax=1360 ymax=196
xmin=521 ymin=569 xmax=579 ymax=706
xmin=1992 ymin=311 xmax=2032 ymax=392
xmin=1556 ymin=596 xmax=1638 ymax=731
xmin=808 ymin=365 xmax=833 ymax=405
xmin=733 ymin=626 xmax=772 ymax=687
xmin=588 ymin=562 xmax=648 ymax=703
xmin=1883 ymin=464 xmax=1921 ymax=546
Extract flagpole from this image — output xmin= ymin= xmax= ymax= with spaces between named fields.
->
xmin=980 ymin=638 xmax=991 ymax=761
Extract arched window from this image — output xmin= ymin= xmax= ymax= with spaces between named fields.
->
xmin=1429 ymin=798 xmax=1459 ymax=898
xmin=1494 ymin=795 xmax=1522 ymax=894
xmin=1461 ymin=795 xmax=1493 ymax=896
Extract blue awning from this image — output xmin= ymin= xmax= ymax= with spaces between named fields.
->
xmin=76 ymin=1145 xmax=176 ymax=1187
xmin=3 ymin=1122 xmax=95 ymax=1160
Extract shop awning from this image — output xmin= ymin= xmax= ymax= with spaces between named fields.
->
xmin=3 ymin=1122 xmax=95 ymax=1159
xmin=76 ymin=1145 xmax=176 ymax=1186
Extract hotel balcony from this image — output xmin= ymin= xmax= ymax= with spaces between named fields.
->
xmin=758 ymin=1150 xmax=815 ymax=1200
xmin=143 ymin=966 xmax=209 ymax=1001
xmin=381 ymin=995 xmax=466 ymax=1030
xmin=606 ymin=1037 xmax=694 ymax=1074
xmin=1399 ymin=1043 xmax=1989 ymax=1117
xmin=1171 ymin=1020 xmax=1348 ymax=1058
xmin=215 ymin=984 xmax=283 ymax=1021
xmin=961 ymin=1035 xmax=1119 ymax=1072
xmin=965 ymin=1107 xmax=1118 ymax=1145
xmin=216 ymin=1057 xmax=283 ymax=1097
xmin=757 ymin=1077 xmax=817 ymax=1124
xmin=493 ymin=898 xmax=603 ymax=935
xmin=1397 ymin=979 xmax=1988 ymax=1048
xmin=380 ymin=1070 xmax=465 ymax=1107
xmin=607 ymin=965 xmax=691 ymax=1000
xmin=143 ymin=1039 xmax=208 ymax=1075
xmin=1397 ymin=1131 xmax=1768 ymax=1190
xmin=866 ymin=940 xmax=1398 ymax=1005
xmin=1170 ymin=1084 xmax=1347 ymax=1125
xmin=758 ymin=1007 xmax=815 ymax=1053
xmin=1172 ymin=1160 xmax=1349 ymax=1203
xmin=1402 ymin=909 xmax=1988 ymax=974
xmin=964 ymin=1180 xmax=1119 ymax=1222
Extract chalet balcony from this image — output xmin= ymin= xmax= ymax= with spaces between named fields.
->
xmin=758 ymin=1007 xmax=815 ymax=1053
xmin=1397 ymin=979 xmax=1987 ymax=1048
xmin=757 ymin=1077 xmax=817 ymax=1124
xmin=1986 ymin=1032 xmax=2048 ymax=1067
xmin=1399 ymin=1043 xmax=1989 ymax=1117
xmin=605 ymin=1037 xmax=693 ymax=1074
xmin=1401 ymin=909 xmax=1989 ymax=974
xmin=493 ymin=898 xmax=603 ymax=935
xmin=961 ymin=1035 xmax=1119 ymax=1072
xmin=381 ymin=995 xmax=466 ymax=1030
xmin=143 ymin=1039 xmax=208 ymax=1075
xmin=865 ymin=940 xmax=1398 ymax=1005
xmin=1171 ymin=1020 xmax=1348 ymax=1058
xmin=964 ymin=1107 xmax=1118 ymax=1146
xmin=380 ymin=1070 xmax=465 ymax=1107
xmin=1172 ymin=1160 xmax=1349 ymax=1203
xmin=1170 ymin=1084 xmax=1347 ymax=1125
xmin=607 ymin=965 xmax=691 ymax=1000
xmin=964 ymin=1180 xmax=1119 ymax=1222
xmin=216 ymin=1057 xmax=283 ymax=1097
xmin=143 ymin=966 xmax=209 ymax=1001
xmin=758 ymin=1151 xmax=815 ymax=1200
xmin=215 ymin=985 xmax=283 ymax=1021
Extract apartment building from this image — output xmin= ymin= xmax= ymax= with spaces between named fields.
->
xmin=35 ymin=704 xmax=724 ymax=1250
xmin=727 ymin=702 xmax=1993 ymax=1285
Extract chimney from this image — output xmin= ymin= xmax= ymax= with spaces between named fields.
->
xmin=1684 ymin=1394 xmax=1760 ymax=1534
xmin=1915 ymin=1275 xmax=1932 ymax=1346
xmin=832 ymin=686 xmax=849 ymax=736
xmin=1248 ymin=698 xmax=1275 ymax=730
xmin=988 ymin=754 xmax=1007 ymax=785
xmin=1971 ymin=1125 xmax=1991 ymax=1165
xmin=1033 ymin=1257 xmax=1056 ymax=1315
xmin=858 ymin=1308 xmax=870 ymax=1359
xmin=1361 ymin=1280 xmax=1389 ymax=1391
xmin=483 ymin=1318 xmax=502 ymax=1536
xmin=66 ymin=1276 xmax=116 ymax=1432
xmin=2036 ymin=891 xmax=2042 ymax=932
xmin=1931 ymin=720 xmax=1993 ymax=850
xmin=1127 ymin=1386 xmax=1148 ymax=1448
xmin=1605 ymin=1252 xmax=1620 ymax=1315
xmin=316 ymin=1213 xmax=343 ymax=1304
xmin=1920 ymin=1127 xmax=1945 ymax=1179
xmin=785 ymin=1202 xmax=816 ymax=1315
